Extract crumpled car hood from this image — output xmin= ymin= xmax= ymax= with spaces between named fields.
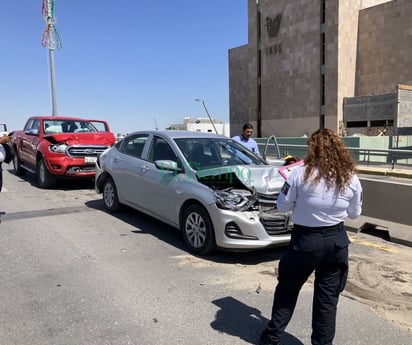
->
xmin=196 ymin=165 xmax=284 ymax=195
xmin=44 ymin=133 xmax=115 ymax=146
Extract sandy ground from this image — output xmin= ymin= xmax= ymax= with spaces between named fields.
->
xmin=344 ymin=233 xmax=412 ymax=332
xmin=177 ymin=232 xmax=412 ymax=333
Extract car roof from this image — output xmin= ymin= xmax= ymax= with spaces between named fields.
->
xmin=128 ymin=130 xmax=228 ymax=140
xmin=29 ymin=116 xmax=100 ymax=122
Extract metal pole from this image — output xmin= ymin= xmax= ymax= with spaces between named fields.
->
xmin=42 ymin=0 xmax=60 ymax=116
xmin=195 ymin=98 xmax=218 ymax=134
xmin=49 ymin=47 xmax=58 ymax=115
xmin=201 ymin=101 xmax=218 ymax=134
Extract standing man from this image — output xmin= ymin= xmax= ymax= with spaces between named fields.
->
xmin=258 ymin=128 xmax=363 ymax=345
xmin=232 ymin=123 xmax=260 ymax=156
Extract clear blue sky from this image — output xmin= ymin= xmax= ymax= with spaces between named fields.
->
xmin=0 ymin=0 xmax=248 ymax=135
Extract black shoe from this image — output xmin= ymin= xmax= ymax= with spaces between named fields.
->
xmin=258 ymin=328 xmax=280 ymax=345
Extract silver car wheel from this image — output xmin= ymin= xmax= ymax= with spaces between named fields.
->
xmin=102 ymin=177 xmax=120 ymax=212
xmin=181 ymin=205 xmax=216 ymax=255
xmin=185 ymin=212 xmax=207 ymax=248
xmin=104 ymin=183 xmax=114 ymax=207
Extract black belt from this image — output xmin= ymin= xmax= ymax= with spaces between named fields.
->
xmin=294 ymin=222 xmax=344 ymax=234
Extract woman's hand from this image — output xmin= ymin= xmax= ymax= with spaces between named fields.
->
xmin=0 ymin=135 xmax=10 ymax=144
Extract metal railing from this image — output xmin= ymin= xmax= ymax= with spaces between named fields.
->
xmin=260 ymin=142 xmax=412 ymax=169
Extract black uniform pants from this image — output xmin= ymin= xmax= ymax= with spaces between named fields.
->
xmin=268 ymin=222 xmax=349 ymax=345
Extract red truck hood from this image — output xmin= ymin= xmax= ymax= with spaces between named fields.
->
xmin=45 ymin=132 xmax=115 ymax=146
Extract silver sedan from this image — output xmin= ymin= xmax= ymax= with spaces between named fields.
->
xmin=95 ymin=130 xmax=291 ymax=255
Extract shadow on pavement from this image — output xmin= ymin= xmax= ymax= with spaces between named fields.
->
xmin=211 ymin=296 xmax=303 ymax=345
xmin=85 ymin=199 xmax=289 ymax=265
xmin=5 ymin=168 xmax=95 ymax=190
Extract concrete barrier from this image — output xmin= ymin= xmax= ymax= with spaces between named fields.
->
xmin=345 ymin=172 xmax=412 ymax=246
xmin=357 ymin=165 xmax=412 ymax=179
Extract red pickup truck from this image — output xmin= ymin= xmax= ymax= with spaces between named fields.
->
xmin=11 ymin=116 xmax=116 ymax=188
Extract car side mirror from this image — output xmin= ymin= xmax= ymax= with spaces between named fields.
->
xmin=25 ymin=128 xmax=39 ymax=136
xmin=155 ymin=160 xmax=183 ymax=173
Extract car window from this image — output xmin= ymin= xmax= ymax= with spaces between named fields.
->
xmin=148 ymin=137 xmax=178 ymax=163
xmin=122 ymin=134 xmax=148 ymax=158
xmin=89 ymin=121 xmax=108 ymax=132
xmin=74 ymin=121 xmax=97 ymax=132
xmin=24 ymin=119 xmax=33 ymax=131
xmin=32 ymin=120 xmax=40 ymax=130
xmin=43 ymin=120 xmax=98 ymax=134
xmin=25 ymin=119 xmax=40 ymax=131
xmin=175 ymin=138 xmax=267 ymax=170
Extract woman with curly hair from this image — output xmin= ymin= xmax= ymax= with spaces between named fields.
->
xmin=259 ymin=128 xmax=363 ymax=345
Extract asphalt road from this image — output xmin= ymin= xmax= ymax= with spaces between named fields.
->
xmin=0 ymin=166 xmax=411 ymax=345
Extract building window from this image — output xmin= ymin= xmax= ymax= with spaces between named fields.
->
xmin=321 ymin=74 xmax=325 ymax=105
xmin=347 ymin=121 xmax=368 ymax=128
xmin=321 ymin=33 xmax=326 ymax=65
xmin=320 ymin=0 xmax=326 ymax=127
xmin=321 ymin=0 xmax=326 ymax=24
xmin=370 ymin=120 xmax=393 ymax=127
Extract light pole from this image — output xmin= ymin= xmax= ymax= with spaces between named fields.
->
xmin=194 ymin=98 xmax=218 ymax=134
xmin=42 ymin=0 xmax=62 ymax=116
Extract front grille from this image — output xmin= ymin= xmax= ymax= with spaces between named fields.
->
xmin=67 ymin=145 xmax=109 ymax=157
xmin=257 ymin=192 xmax=279 ymax=208
xmin=257 ymin=192 xmax=278 ymax=200
xmin=260 ymin=213 xmax=291 ymax=236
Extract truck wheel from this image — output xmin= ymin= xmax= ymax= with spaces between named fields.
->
xmin=181 ymin=204 xmax=216 ymax=255
xmin=12 ymin=151 xmax=25 ymax=176
xmin=37 ymin=158 xmax=56 ymax=188
xmin=102 ymin=177 xmax=120 ymax=212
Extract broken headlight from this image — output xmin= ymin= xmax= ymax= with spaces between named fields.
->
xmin=214 ymin=188 xmax=256 ymax=212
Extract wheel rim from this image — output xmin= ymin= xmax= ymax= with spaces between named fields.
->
xmin=185 ymin=212 xmax=206 ymax=248
xmin=39 ymin=161 xmax=46 ymax=183
xmin=13 ymin=155 xmax=18 ymax=170
xmin=103 ymin=182 xmax=114 ymax=207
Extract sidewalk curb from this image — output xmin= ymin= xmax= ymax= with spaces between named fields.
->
xmin=357 ymin=167 xmax=412 ymax=179
xmin=345 ymin=216 xmax=412 ymax=248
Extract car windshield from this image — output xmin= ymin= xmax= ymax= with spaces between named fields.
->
xmin=174 ymin=137 xmax=267 ymax=170
xmin=43 ymin=120 xmax=98 ymax=134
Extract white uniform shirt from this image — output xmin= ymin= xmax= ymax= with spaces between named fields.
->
xmin=277 ymin=165 xmax=362 ymax=227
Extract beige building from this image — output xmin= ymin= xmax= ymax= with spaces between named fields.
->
xmin=229 ymin=0 xmax=412 ymax=137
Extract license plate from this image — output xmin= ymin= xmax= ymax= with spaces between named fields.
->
xmin=85 ymin=156 xmax=97 ymax=164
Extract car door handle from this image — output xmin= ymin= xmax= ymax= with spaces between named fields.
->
xmin=141 ymin=165 xmax=149 ymax=172
xmin=114 ymin=156 xmax=121 ymax=162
